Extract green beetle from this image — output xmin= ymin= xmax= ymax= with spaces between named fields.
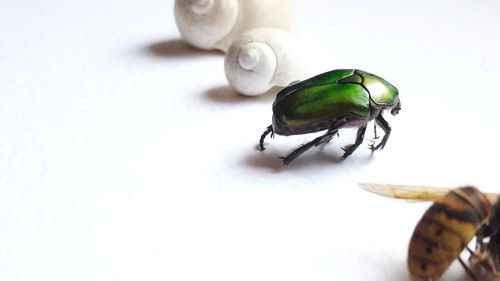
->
xmin=259 ymin=69 xmax=401 ymax=165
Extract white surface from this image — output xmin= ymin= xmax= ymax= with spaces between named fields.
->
xmin=1 ymin=0 xmax=500 ymax=280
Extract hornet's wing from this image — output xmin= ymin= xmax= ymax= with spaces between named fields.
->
xmin=359 ymin=183 xmax=500 ymax=203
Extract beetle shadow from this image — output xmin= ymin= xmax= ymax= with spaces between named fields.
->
xmin=145 ymin=38 xmax=222 ymax=58
xmin=203 ymin=85 xmax=277 ymax=104
xmin=244 ymin=142 xmax=375 ymax=172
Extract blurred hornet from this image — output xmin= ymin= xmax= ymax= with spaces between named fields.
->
xmin=360 ymin=183 xmax=500 ymax=281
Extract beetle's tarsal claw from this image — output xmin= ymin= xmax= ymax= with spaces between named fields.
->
xmin=368 ymin=141 xmax=384 ymax=151
xmin=259 ymin=125 xmax=273 ymax=151
xmin=341 ymin=144 xmax=357 ymax=159
xmin=278 ymin=156 xmax=290 ymax=166
xmin=258 ymin=141 xmax=266 ymax=151
xmin=367 ymin=140 xmax=375 ymax=147
xmin=341 ymin=152 xmax=348 ymax=160
xmin=258 ymin=140 xmax=267 ymax=151
xmin=368 ymin=140 xmax=377 ymax=151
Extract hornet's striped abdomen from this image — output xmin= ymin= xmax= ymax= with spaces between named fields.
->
xmin=408 ymin=187 xmax=492 ymax=281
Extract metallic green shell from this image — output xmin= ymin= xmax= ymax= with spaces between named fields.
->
xmin=276 ymin=69 xmax=354 ymax=96
xmin=272 ymin=69 xmax=398 ymax=134
xmin=273 ymin=70 xmax=370 ymax=133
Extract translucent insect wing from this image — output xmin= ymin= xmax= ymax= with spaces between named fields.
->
xmin=359 ymin=183 xmax=451 ymax=201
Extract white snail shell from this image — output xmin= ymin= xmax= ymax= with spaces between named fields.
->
xmin=174 ymin=0 xmax=297 ymax=52
xmin=224 ymin=28 xmax=310 ymax=96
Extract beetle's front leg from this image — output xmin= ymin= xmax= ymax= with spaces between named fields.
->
xmin=280 ymin=129 xmax=338 ymax=165
xmin=341 ymin=124 xmax=367 ymax=159
xmin=369 ymin=114 xmax=391 ymax=151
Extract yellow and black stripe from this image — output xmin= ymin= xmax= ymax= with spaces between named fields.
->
xmin=408 ymin=186 xmax=492 ymax=281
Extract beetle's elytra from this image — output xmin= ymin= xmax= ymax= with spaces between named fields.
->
xmin=259 ymin=69 xmax=401 ymax=165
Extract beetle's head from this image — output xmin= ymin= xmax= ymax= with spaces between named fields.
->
xmin=390 ymin=99 xmax=401 ymax=116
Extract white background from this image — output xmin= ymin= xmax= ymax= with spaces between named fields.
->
xmin=1 ymin=0 xmax=500 ymax=280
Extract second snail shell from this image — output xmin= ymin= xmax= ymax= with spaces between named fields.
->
xmin=224 ymin=28 xmax=310 ymax=96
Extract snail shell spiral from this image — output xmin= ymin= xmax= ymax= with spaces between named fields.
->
xmin=174 ymin=0 xmax=238 ymax=51
xmin=224 ymin=28 xmax=309 ymax=96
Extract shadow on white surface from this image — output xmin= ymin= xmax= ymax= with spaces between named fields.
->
xmin=203 ymin=85 xmax=276 ymax=104
xmin=364 ymin=268 xmax=475 ymax=281
xmin=244 ymin=143 xmax=375 ymax=172
xmin=146 ymin=38 xmax=222 ymax=58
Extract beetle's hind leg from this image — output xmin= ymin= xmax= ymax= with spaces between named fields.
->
xmin=341 ymin=124 xmax=367 ymax=159
xmin=369 ymin=114 xmax=391 ymax=151
xmin=280 ymin=129 xmax=338 ymax=165
xmin=259 ymin=125 xmax=274 ymax=151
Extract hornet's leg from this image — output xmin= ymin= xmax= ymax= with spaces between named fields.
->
xmin=466 ymin=245 xmax=476 ymax=256
xmin=458 ymin=256 xmax=480 ymax=281
xmin=369 ymin=114 xmax=391 ymax=151
xmin=467 ymin=243 xmax=499 ymax=276
xmin=280 ymin=129 xmax=338 ymax=165
xmin=259 ymin=125 xmax=274 ymax=151
xmin=341 ymin=124 xmax=367 ymax=159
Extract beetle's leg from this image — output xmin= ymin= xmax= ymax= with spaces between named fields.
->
xmin=259 ymin=125 xmax=273 ymax=151
xmin=280 ymin=129 xmax=338 ymax=165
xmin=369 ymin=114 xmax=391 ymax=151
xmin=458 ymin=256 xmax=480 ymax=281
xmin=373 ymin=122 xmax=379 ymax=139
xmin=341 ymin=124 xmax=367 ymax=159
